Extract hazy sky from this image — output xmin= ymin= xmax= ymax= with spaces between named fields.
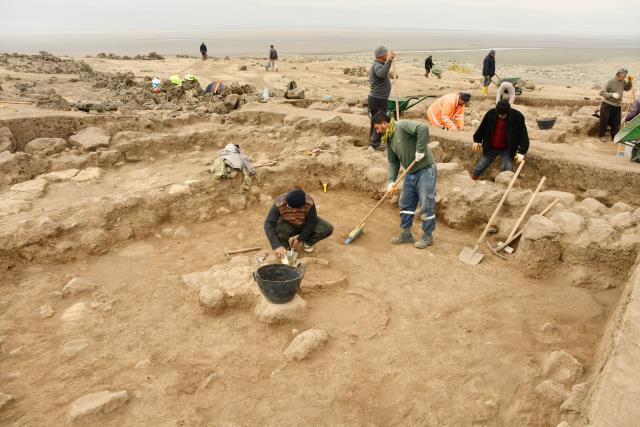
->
xmin=2 ymin=0 xmax=639 ymax=36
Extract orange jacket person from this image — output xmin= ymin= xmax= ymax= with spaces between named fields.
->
xmin=427 ymin=92 xmax=471 ymax=130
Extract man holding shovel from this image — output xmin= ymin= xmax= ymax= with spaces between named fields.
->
xmin=264 ymin=188 xmax=333 ymax=258
xmin=471 ymin=100 xmax=529 ymax=179
xmin=373 ymin=112 xmax=437 ymax=249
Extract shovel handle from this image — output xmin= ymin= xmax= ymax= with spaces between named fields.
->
xmin=355 ymin=159 xmax=418 ymax=229
xmin=503 ymin=176 xmax=546 ymax=245
xmin=474 ymin=160 xmax=525 ymax=247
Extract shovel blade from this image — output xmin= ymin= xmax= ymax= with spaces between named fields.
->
xmin=458 ymin=246 xmax=485 ymax=265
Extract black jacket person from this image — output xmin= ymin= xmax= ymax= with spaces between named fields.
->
xmin=471 ymin=100 xmax=529 ymax=178
xmin=264 ymin=189 xmax=333 ymax=256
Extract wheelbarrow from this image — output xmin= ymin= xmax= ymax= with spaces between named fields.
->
xmin=385 ymin=95 xmax=433 ymax=119
xmin=492 ymin=75 xmax=524 ymax=96
xmin=614 ymin=114 xmax=640 ymax=162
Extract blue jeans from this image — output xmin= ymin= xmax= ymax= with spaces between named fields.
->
xmin=472 ymin=147 xmax=513 ymax=177
xmin=399 ymin=165 xmax=437 ymax=237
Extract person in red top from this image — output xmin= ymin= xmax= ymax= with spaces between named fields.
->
xmin=470 ymin=100 xmax=529 ymax=179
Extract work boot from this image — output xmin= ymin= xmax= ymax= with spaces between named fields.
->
xmin=390 ymin=228 xmax=414 ymax=245
xmin=482 ymin=86 xmax=488 ymax=95
xmin=414 ymin=234 xmax=433 ymax=249
xmin=599 ymin=136 xmax=607 ymax=143
xmin=303 ymin=243 xmax=314 ymax=253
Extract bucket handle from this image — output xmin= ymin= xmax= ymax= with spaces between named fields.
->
xmin=252 ymin=271 xmax=259 ymax=283
xmin=295 ymin=262 xmax=307 ymax=278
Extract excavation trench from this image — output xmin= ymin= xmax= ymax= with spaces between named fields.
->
xmin=0 ymin=113 xmax=638 ymax=426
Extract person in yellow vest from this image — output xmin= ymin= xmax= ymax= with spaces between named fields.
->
xmin=264 ymin=188 xmax=333 ymax=257
xmin=427 ymin=92 xmax=471 ymax=130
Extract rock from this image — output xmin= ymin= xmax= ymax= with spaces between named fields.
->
xmin=10 ymin=178 xmax=48 ymax=200
xmin=0 ymin=392 xmax=13 ymax=410
xmin=24 ymin=137 xmax=67 ymax=156
xmin=223 ymin=94 xmax=240 ymax=110
xmin=80 ymin=229 xmax=110 ymax=255
xmin=168 ymin=184 xmax=190 ymax=196
xmin=72 ymin=167 xmax=103 ymax=182
xmin=134 ymin=359 xmax=150 ymax=369
xmin=285 ymin=88 xmax=305 ymax=99
xmin=62 ymin=277 xmax=99 ymax=298
xmin=283 ymin=328 xmax=329 ymax=361
xmin=609 ymin=211 xmax=636 ymax=230
xmin=61 ymin=338 xmax=90 ymax=360
xmin=319 ymin=115 xmax=345 ymax=133
xmin=68 ymin=390 xmax=129 ymax=424
xmin=524 ymin=80 xmax=536 ymax=90
xmin=611 ymin=201 xmax=633 ymax=213
xmin=560 ymin=382 xmax=588 ymax=414
xmin=0 ymin=151 xmax=21 ymax=186
xmin=0 ymin=127 xmax=15 ymax=153
xmin=61 ymin=302 xmax=89 ymax=322
xmin=173 ymin=225 xmax=190 ymax=239
xmin=535 ymin=379 xmax=568 ymax=404
xmin=586 ymin=218 xmax=616 ymax=242
xmin=550 ymin=210 xmax=586 ymax=235
xmin=199 ymin=285 xmax=226 ymax=314
xmin=254 ymin=294 xmax=308 ymax=324
xmin=495 ymin=171 xmax=514 ymax=185
xmin=365 ymin=167 xmax=387 ymax=184
xmin=228 ymin=193 xmax=247 ymax=210
xmin=579 ymin=197 xmax=606 ymax=214
xmin=436 ymin=162 xmax=462 ymax=177
xmin=238 ymin=65 xmax=248 ymax=71
xmin=40 ymin=304 xmax=54 ymax=319
xmin=42 ymin=168 xmax=79 ymax=182
xmin=535 ymin=191 xmax=576 ymax=209
xmin=69 ymin=127 xmax=111 ymax=151
xmin=522 ymin=215 xmax=562 ymax=240
xmin=543 ymin=350 xmax=583 ymax=386
xmin=582 ymin=189 xmax=611 ymax=205
xmin=556 ymin=422 xmax=569 ymax=427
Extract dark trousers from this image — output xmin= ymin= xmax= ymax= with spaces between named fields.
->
xmin=368 ymin=96 xmax=388 ymax=147
xmin=472 ymin=147 xmax=513 ymax=178
xmin=276 ymin=218 xmax=333 ymax=249
xmin=599 ymin=102 xmax=622 ymax=140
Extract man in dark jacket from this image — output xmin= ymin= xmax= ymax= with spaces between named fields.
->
xmin=264 ymin=188 xmax=333 ymax=257
xmin=424 ymin=55 xmax=433 ymax=78
xmin=471 ymin=100 xmax=529 ymax=179
xmin=599 ymin=68 xmax=634 ymax=142
xmin=482 ymin=49 xmax=496 ymax=95
xmin=268 ymin=45 xmax=278 ymax=71
xmin=368 ymin=45 xmax=396 ymax=151
xmin=200 ymin=42 xmax=207 ymax=61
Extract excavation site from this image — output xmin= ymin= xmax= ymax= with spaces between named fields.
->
xmin=0 ymin=53 xmax=639 ymax=427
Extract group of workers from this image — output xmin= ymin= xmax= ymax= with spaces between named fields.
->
xmin=262 ymin=46 xmax=635 ymax=259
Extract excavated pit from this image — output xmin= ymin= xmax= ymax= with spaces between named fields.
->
xmin=1 ymin=112 xmax=639 ymax=426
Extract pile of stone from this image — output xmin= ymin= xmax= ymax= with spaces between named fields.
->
xmin=0 ymin=53 xmax=93 ymax=75
xmin=343 ymin=66 xmax=368 ymax=77
xmin=96 ymin=52 xmax=164 ymax=60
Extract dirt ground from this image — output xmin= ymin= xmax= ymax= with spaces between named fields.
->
xmin=1 ymin=52 xmax=638 ymax=426
xmin=0 ymin=189 xmax=619 ymax=426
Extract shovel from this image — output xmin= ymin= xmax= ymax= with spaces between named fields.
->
xmin=458 ymin=160 xmax=525 ymax=265
xmin=344 ymin=159 xmax=417 ymax=245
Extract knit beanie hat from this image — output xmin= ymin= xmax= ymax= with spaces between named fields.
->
xmin=459 ymin=93 xmax=471 ymax=102
xmin=374 ymin=46 xmax=388 ymax=57
xmin=489 ymin=49 xmax=496 ymax=55
xmin=496 ymin=100 xmax=511 ymax=115
xmin=285 ymin=189 xmax=306 ymax=208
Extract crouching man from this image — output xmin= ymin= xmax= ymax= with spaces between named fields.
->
xmin=373 ymin=112 xmax=437 ymax=249
xmin=471 ymin=100 xmax=528 ymax=179
xmin=264 ymin=188 xmax=333 ymax=258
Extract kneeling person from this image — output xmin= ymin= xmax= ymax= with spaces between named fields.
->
xmin=264 ymin=188 xmax=333 ymax=258
xmin=471 ymin=100 xmax=528 ymax=179
xmin=373 ymin=112 xmax=437 ymax=249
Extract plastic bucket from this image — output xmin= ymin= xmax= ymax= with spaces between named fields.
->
xmin=252 ymin=263 xmax=306 ymax=304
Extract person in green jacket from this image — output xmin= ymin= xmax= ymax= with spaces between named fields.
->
xmin=373 ymin=112 xmax=437 ymax=249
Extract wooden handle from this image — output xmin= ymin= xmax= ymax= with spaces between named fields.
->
xmin=392 ymin=56 xmax=400 ymax=119
xmin=504 ymin=176 xmax=546 ymax=244
xmin=474 ymin=160 xmax=525 ymax=247
xmin=355 ymin=159 xmax=418 ymax=228
xmin=225 ymin=246 xmax=261 ymax=255
xmin=500 ymin=197 xmax=559 ymax=249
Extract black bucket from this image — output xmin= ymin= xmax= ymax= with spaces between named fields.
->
xmin=253 ymin=263 xmax=306 ymax=304
xmin=536 ymin=117 xmax=557 ymax=130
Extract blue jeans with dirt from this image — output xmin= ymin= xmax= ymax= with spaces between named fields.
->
xmin=472 ymin=147 xmax=513 ymax=178
xmin=400 ymin=165 xmax=437 ymax=238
